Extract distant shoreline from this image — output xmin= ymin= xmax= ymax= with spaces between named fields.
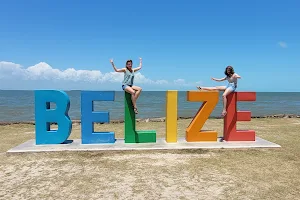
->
xmin=0 ymin=114 xmax=299 ymax=126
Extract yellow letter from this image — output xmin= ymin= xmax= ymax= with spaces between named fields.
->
xmin=166 ymin=90 xmax=178 ymax=143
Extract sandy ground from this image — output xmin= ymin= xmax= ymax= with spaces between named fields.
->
xmin=0 ymin=118 xmax=300 ymax=199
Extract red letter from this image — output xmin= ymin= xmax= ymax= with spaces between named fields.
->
xmin=223 ymin=92 xmax=256 ymax=141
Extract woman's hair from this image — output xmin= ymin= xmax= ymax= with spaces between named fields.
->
xmin=126 ymin=60 xmax=132 ymax=67
xmin=225 ymin=66 xmax=235 ymax=77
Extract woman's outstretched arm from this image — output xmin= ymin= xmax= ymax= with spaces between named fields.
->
xmin=133 ymin=57 xmax=142 ymax=72
xmin=110 ymin=59 xmax=125 ymax=72
xmin=211 ymin=77 xmax=226 ymax=82
xmin=234 ymin=73 xmax=241 ymax=78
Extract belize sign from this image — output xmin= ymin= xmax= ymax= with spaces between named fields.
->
xmin=34 ymin=90 xmax=256 ymax=145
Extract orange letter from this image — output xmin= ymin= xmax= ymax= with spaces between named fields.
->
xmin=223 ymin=92 xmax=256 ymax=141
xmin=186 ymin=91 xmax=218 ymax=142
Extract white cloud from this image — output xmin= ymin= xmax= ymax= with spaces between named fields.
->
xmin=174 ymin=79 xmax=186 ymax=85
xmin=0 ymin=61 xmax=166 ymax=83
xmin=155 ymin=80 xmax=169 ymax=85
xmin=278 ymin=41 xmax=287 ymax=48
xmin=0 ymin=61 xmax=202 ymax=90
xmin=173 ymin=79 xmax=198 ymax=87
xmin=134 ymin=73 xmax=169 ymax=85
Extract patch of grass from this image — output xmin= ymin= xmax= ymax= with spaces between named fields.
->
xmin=0 ymin=118 xmax=300 ymax=199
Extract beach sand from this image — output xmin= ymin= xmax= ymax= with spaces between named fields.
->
xmin=0 ymin=118 xmax=300 ymax=199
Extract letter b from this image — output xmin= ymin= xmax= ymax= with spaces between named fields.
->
xmin=35 ymin=90 xmax=72 ymax=144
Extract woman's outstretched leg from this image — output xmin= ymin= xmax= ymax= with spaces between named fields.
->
xmin=197 ymin=86 xmax=227 ymax=91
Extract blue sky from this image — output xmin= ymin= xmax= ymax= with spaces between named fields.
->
xmin=0 ymin=0 xmax=299 ymax=91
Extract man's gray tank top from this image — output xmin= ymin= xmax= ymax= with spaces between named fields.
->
xmin=122 ymin=68 xmax=134 ymax=86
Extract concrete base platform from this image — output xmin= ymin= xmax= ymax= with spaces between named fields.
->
xmin=7 ymin=137 xmax=281 ymax=153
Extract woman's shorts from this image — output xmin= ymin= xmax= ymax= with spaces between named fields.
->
xmin=122 ymin=85 xmax=132 ymax=90
xmin=226 ymin=84 xmax=237 ymax=92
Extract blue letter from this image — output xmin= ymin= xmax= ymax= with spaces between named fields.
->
xmin=81 ymin=91 xmax=115 ymax=144
xmin=35 ymin=90 xmax=72 ymax=145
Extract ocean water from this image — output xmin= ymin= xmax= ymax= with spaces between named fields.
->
xmin=0 ymin=90 xmax=300 ymax=122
